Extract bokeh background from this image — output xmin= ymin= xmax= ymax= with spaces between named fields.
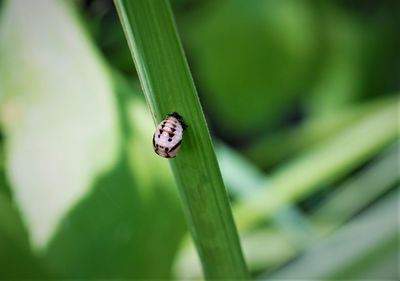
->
xmin=0 ymin=0 xmax=399 ymax=279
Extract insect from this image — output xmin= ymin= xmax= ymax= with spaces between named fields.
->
xmin=153 ymin=112 xmax=187 ymax=158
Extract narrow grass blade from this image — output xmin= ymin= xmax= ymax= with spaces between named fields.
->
xmin=113 ymin=0 xmax=248 ymax=279
xmin=312 ymin=142 xmax=399 ymax=235
xmin=267 ymin=191 xmax=399 ymax=280
xmin=234 ymin=98 xmax=399 ymax=230
xmin=245 ymin=97 xmax=396 ymax=169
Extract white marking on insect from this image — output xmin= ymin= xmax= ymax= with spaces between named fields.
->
xmin=153 ymin=112 xmax=187 ymax=158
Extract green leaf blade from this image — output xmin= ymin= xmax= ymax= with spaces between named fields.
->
xmin=114 ymin=0 xmax=248 ymax=279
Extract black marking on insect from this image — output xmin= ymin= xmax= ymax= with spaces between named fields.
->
xmin=169 ymin=140 xmax=182 ymax=153
xmin=153 ymin=112 xmax=187 ymax=158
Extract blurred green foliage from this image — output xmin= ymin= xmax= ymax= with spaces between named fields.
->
xmin=0 ymin=0 xmax=398 ymax=280
xmin=181 ymin=0 xmax=317 ymax=140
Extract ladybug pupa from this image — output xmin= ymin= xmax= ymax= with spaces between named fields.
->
xmin=153 ymin=112 xmax=187 ymax=158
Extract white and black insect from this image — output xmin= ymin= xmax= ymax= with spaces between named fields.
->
xmin=153 ymin=112 xmax=187 ymax=158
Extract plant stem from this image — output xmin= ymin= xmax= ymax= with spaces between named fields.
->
xmin=114 ymin=0 xmax=249 ymax=279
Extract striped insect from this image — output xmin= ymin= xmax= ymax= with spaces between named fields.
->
xmin=153 ymin=112 xmax=187 ymax=158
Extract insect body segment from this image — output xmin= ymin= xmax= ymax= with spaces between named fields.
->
xmin=153 ymin=112 xmax=186 ymax=158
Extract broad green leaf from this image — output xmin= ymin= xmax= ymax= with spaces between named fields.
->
xmin=0 ymin=0 xmax=119 ymax=249
xmin=41 ymin=69 xmax=186 ymax=278
xmin=0 ymin=191 xmax=52 ymax=278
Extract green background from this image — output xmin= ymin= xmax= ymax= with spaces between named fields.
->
xmin=0 ymin=0 xmax=398 ymax=279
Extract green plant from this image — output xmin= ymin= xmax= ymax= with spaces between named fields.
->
xmin=114 ymin=0 xmax=248 ymax=279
